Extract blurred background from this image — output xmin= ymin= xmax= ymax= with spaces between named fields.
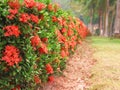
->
xmin=52 ymin=0 xmax=120 ymax=38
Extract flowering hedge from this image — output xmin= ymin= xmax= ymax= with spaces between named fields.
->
xmin=0 ymin=0 xmax=88 ymax=89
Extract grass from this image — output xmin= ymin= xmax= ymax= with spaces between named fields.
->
xmin=88 ymin=36 xmax=120 ymax=90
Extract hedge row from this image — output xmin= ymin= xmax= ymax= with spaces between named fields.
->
xmin=0 ymin=0 xmax=88 ymax=89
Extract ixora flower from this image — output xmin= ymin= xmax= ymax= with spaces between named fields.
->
xmin=2 ymin=45 xmax=22 ymax=66
xmin=34 ymin=75 xmax=41 ymax=84
xmin=11 ymin=85 xmax=21 ymax=90
xmin=30 ymin=14 xmax=39 ymax=24
xmin=19 ymin=13 xmax=30 ymax=23
xmin=45 ymin=64 xmax=53 ymax=74
xmin=48 ymin=76 xmax=54 ymax=82
xmin=47 ymin=4 xmax=53 ymax=11
xmin=61 ymin=28 xmax=66 ymax=33
xmin=31 ymin=35 xmax=41 ymax=48
xmin=41 ymin=38 xmax=48 ymax=43
xmin=36 ymin=2 xmax=46 ymax=11
xmin=56 ymin=30 xmax=66 ymax=43
xmin=9 ymin=8 xmax=18 ymax=15
xmin=52 ymin=16 xmax=58 ymax=22
xmin=67 ymin=29 xmax=73 ymax=36
xmin=7 ymin=14 xmax=15 ymax=20
xmin=38 ymin=43 xmax=48 ymax=54
xmin=3 ymin=25 xmax=21 ymax=37
xmin=24 ymin=0 xmax=36 ymax=8
xmin=8 ymin=0 xmax=20 ymax=9
xmin=61 ymin=49 xmax=67 ymax=58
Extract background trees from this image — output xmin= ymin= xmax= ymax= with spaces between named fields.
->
xmin=68 ymin=0 xmax=119 ymax=37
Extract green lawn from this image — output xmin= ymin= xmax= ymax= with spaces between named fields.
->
xmin=88 ymin=37 xmax=120 ymax=90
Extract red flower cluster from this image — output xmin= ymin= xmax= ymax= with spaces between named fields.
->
xmin=52 ymin=16 xmax=58 ymax=22
xmin=48 ymin=76 xmax=54 ymax=82
xmin=9 ymin=9 xmax=18 ymax=15
xmin=19 ymin=13 xmax=30 ymax=23
xmin=3 ymin=25 xmax=21 ymax=37
xmin=30 ymin=14 xmax=39 ymax=24
xmin=7 ymin=1 xmax=20 ymax=20
xmin=38 ymin=43 xmax=48 ymax=54
xmin=56 ymin=30 xmax=66 ymax=43
xmin=8 ymin=1 xmax=20 ymax=9
xmin=41 ymin=38 xmax=48 ymax=43
xmin=67 ymin=29 xmax=73 ymax=36
xmin=45 ymin=64 xmax=53 ymax=74
xmin=61 ymin=49 xmax=67 ymax=58
xmin=11 ymin=85 xmax=20 ymax=90
xmin=47 ymin=4 xmax=53 ymax=11
xmin=24 ymin=0 xmax=36 ymax=8
xmin=61 ymin=28 xmax=66 ymax=33
xmin=34 ymin=75 xmax=41 ymax=84
xmin=2 ymin=45 xmax=22 ymax=66
xmin=31 ymin=35 xmax=41 ymax=48
xmin=36 ymin=2 xmax=46 ymax=11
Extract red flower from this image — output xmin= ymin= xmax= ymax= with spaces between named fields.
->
xmin=47 ymin=4 xmax=53 ymax=11
xmin=9 ymin=9 xmax=18 ymax=15
xmin=38 ymin=43 xmax=48 ymax=54
xmin=7 ymin=14 xmax=15 ymax=20
xmin=41 ymin=38 xmax=48 ymax=43
xmin=61 ymin=50 xmax=67 ymax=58
xmin=2 ymin=45 xmax=22 ymax=66
xmin=67 ymin=29 xmax=73 ymax=36
xmin=30 ymin=14 xmax=39 ymax=24
xmin=24 ymin=0 xmax=36 ymax=8
xmin=3 ymin=25 xmax=21 ymax=37
xmin=19 ymin=13 xmax=30 ymax=23
xmin=11 ymin=85 xmax=21 ymax=90
xmin=31 ymin=35 xmax=41 ymax=48
xmin=36 ymin=2 xmax=46 ymax=11
xmin=61 ymin=28 xmax=66 ymax=33
xmin=34 ymin=75 xmax=41 ymax=84
xmin=8 ymin=1 xmax=20 ymax=9
xmin=45 ymin=64 xmax=53 ymax=74
xmin=58 ymin=17 xmax=66 ymax=26
xmin=52 ymin=16 xmax=58 ymax=22
xmin=48 ymin=76 xmax=54 ymax=82
xmin=56 ymin=30 xmax=66 ymax=43
xmin=69 ymin=41 xmax=77 ymax=49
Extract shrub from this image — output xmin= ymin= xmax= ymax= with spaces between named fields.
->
xmin=0 ymin=0 xmax=88 ymax=89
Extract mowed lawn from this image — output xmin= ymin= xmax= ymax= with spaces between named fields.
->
xmin=88 ymin=37 xmax=120 ymax=90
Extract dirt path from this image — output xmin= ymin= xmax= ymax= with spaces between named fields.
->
xmin=38 ymin=41 xmax=95 ymax=90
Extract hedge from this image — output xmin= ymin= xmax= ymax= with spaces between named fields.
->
xmin=0 ymin=0 xmax=88 ymax=89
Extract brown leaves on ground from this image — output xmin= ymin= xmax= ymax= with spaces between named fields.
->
xmin=38 ymin=41 xmax=96 ymax=90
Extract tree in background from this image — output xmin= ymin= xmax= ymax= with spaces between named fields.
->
xmin=114 ymin=0 xmax=120 ymax=36
xmin=70 ymin=0 xmax=118 ymax=37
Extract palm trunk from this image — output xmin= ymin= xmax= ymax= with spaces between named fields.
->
xmin=114 ymin=0 xmax=120 ymax=35
xmin=89 ymin=8 xmax=93 ymax=34
xmin=109 ymin=11 xmax=115 ymax=37
xmin=104 ymin=0 xmax=109 ymax=37
xmin=99 ymin=10 xmax=103 ymax=36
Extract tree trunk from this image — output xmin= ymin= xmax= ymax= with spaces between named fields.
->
xmin=104 ymin=0 xmax=109 ymax=37
xmin=109 ymin=10 xmax=115 ymax=37
xmin=114 ymin=0 xmax=120 ymax=35
xmin=99 ymin=10 xmax=103 ymax=36
xmin=89 ymin=8 xmax=93 ymax=34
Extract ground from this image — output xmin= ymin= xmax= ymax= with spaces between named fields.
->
xmin=89 ymin=37 xmax=120 ymax=90
xmin=38 ymin=37 xmax=120 ymax=90
xmin=38 ymin=41 xmax=95 ymax=90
